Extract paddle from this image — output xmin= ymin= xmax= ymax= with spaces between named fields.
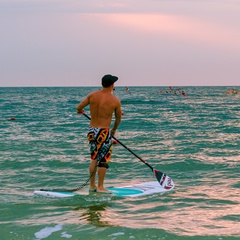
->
xmin=39 ymin=111 xmax=174 ymax=193
xmin=81 ymin=112 xmax=174 ymax=190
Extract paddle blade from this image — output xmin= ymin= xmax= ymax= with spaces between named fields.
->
xmin=154 ymin=169 xmax=174 ymax=191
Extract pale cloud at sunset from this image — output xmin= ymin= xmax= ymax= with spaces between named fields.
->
xmin=0 ymin=0 xmax=239 ymax=86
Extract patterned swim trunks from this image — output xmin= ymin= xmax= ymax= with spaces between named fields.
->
xmin=87 ymin=127 xmax=112 ymax=168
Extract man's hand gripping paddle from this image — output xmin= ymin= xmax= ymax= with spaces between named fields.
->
xmin=81 ymin=112 xmax=174 ymax=191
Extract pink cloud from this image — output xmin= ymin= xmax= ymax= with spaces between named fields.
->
xmin=104 ymin=13 xmax=240 ymax=52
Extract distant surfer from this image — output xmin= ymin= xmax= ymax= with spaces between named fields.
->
xmin=76 ymin=74 xmax=122 ymax=193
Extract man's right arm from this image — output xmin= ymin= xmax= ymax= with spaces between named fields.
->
xmin=76 ymin=94 xmax=90 ymax=113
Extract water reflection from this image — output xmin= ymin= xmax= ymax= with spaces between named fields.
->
xmin=72 ymin=176 xmax=240 ymax=236
xmin=76 ymin=203 xmax=111 ymax=227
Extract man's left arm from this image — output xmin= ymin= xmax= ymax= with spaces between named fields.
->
xmin=111 ymin=101 xmax=122 ymax=136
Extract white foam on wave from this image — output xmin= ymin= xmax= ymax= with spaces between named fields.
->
xmin=109 ymin=232 xmax=125 ymax=237
xmin=34 ymin=224 xmax=62 ymax=239
xmin=61 ymin=232 xmax=72 ymax=238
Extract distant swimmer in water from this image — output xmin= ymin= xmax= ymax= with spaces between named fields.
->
xmin=6 ymin=117 xmax=16 ymax=121
xmin=125 ymin=86 xmax=131 ymax=94
xmin=181 ymin=91 xmax=187 ymax=97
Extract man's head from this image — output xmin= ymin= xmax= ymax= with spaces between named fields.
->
xmin=102 ymin=74 xmax=118 ymax=88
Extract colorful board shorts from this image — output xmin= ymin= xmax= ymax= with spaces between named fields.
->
xmin=87 ymin=127 xmax=112 ymax=168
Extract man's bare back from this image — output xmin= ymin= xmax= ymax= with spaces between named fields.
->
xmin=76 ymin=87 xmax=121 ymax=134
xmin=89 ymin=89 xmax=121 ymax=128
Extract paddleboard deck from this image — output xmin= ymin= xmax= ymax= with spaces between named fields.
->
xmin=34 ymin=178 xmax=174 ymax=198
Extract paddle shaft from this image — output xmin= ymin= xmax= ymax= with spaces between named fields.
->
xmin=82 ymin=112 xmax=154 ymax=172
xmin=112 ymin=136 xmax=154 ymax=171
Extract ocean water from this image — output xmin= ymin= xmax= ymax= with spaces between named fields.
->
xmin=0 ymin=86 xmax=239 ymax=240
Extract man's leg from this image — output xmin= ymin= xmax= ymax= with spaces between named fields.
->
xmin=89 ymin=159 xmax=98 ymax=191
xmin=97 ymin=166 xmax=111 ymax=193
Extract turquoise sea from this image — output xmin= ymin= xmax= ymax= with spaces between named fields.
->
xmin=0 ymin=86 xmax=239 ymax=240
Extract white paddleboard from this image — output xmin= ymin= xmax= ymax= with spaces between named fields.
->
xmin=34 ymin=177 xmax=174 ymax=198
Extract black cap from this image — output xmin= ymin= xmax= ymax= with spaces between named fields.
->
xmin=102 ymin=74 xmax=118 ymax=87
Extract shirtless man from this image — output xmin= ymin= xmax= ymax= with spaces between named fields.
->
xmin=76 ymin=74 xmax=122 ymax=193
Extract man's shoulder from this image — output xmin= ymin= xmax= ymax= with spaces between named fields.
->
xmin=89 ymin=90 xmax=100 ymax=96
xmin=110 ymin=94 xmax=120 ymax=101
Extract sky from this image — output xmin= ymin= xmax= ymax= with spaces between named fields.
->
xmin=0 ymin=0 xmax=240 ymax=87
